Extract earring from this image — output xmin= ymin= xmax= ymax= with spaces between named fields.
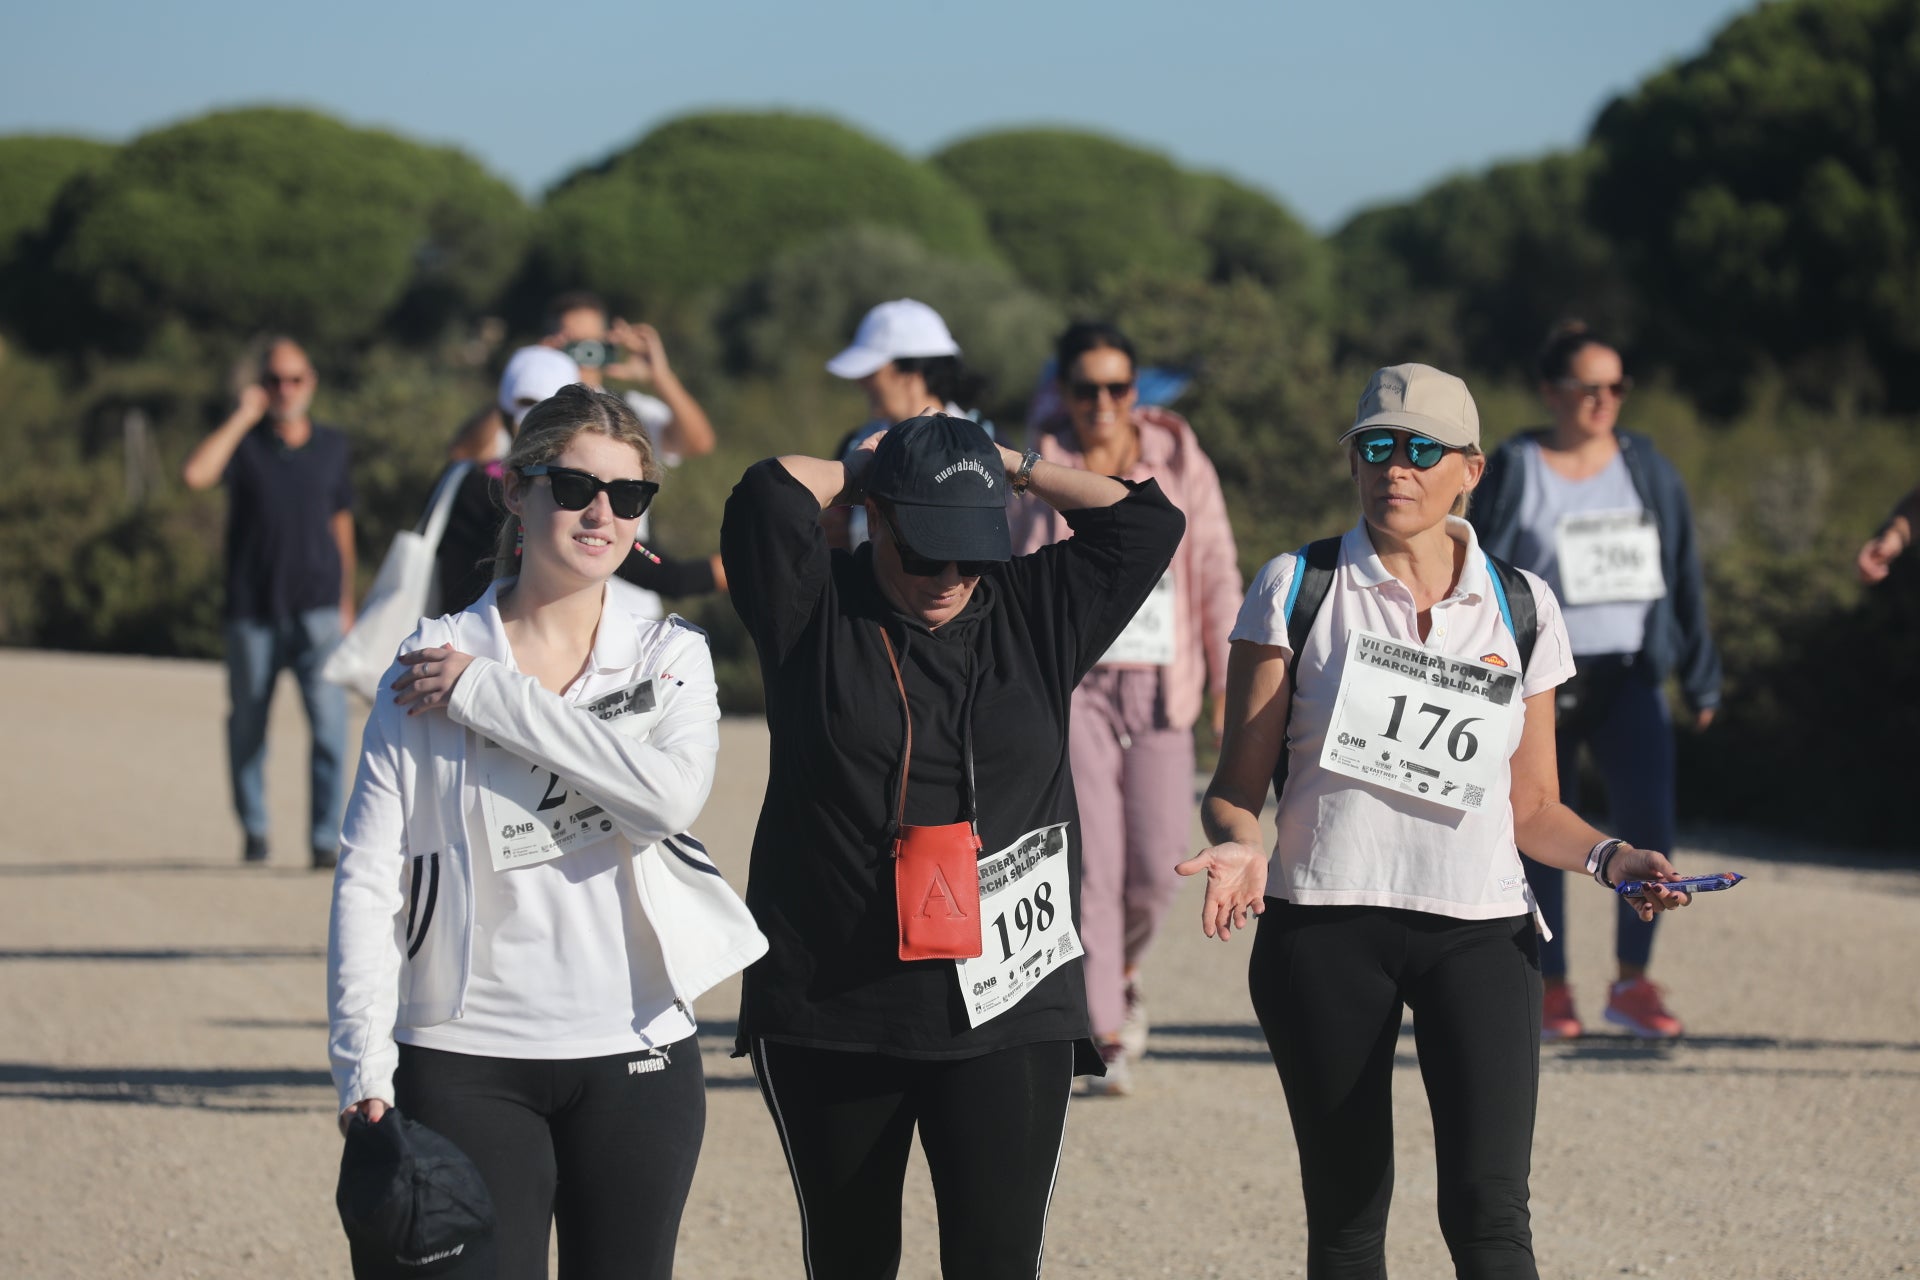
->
xmin=514 ymin=526 xmax=524 ymax=557
xmin=632 ymin=539 xmax=662 ymax=565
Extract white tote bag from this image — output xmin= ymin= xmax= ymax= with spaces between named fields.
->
xmin=322 ymin=463 xmax=473 ymax=700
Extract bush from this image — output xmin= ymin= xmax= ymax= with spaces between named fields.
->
xmin=525 ymin=113 xmax=996 ymax=316
xmin=20 ymin=107 xmax=526 ymax=351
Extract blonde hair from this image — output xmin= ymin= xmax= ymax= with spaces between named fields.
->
xmin=1452 ymin=444 xmax=1485 ymax=517
xmin=492 ymin=384 xmax=661 ymax=576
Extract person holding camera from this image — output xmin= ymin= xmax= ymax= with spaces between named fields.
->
xmin=182 ymin=336 xmax=355 ymax=869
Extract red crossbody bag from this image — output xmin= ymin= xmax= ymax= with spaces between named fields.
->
xmin=880 ymin=628 xmax=984 ymax=962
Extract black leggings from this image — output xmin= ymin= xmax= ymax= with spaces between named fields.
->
xmin=371 ymin=1041 xmax=705 ymax=1280
xmin=749 ymin=1038 xmax=1075 ymax=1279
xmin=1248 ymin=903 xmax=1542 ymax=1280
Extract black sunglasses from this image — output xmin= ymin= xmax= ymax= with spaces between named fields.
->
xmin=519 ymin=465 xmax=658 ymax=520
xmin=1354 ymin=433 xmax=1454 ymax=470
xmin=1068 ymin=379 xmax=1135 ymax=402
xmin=879 ymin=509 xmax=993 ymax=578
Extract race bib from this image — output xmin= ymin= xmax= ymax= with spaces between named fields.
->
xmin=1319 ymin=631 xmax=1521 ymax=812
xmin=1098 ymin=570 xmax=1176 ymax=666
xmin=477 ymin=678 xmax=657 ymax=872
xmin=956 ymin=823 xmax=1080 ymax=1028
xmin=1555 ymin=510 xmax=1665 ymax=605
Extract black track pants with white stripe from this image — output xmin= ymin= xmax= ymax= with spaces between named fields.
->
xmin=750 ymin=1038 xmax=1075 ymax=1279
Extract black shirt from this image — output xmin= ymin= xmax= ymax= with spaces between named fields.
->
xmin=222 ymin=422 xmax=353 ymax=622
xmin=433 ymin=464 xmax=719 ymax=616
xmin=721 ymin=461 xmax=1184 ymax=1066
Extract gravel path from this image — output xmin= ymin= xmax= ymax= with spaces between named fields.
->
xmin=2 ymin=650 xmax=1915 ymax=1279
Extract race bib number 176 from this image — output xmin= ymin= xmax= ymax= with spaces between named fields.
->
xmin=1318 ymin=631 xmax=1521 ymax=812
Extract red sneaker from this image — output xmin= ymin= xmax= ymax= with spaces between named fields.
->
xmin=1541 ymin=983 xmax=1583 ymax=1042
xmin=1604 ymin=977 xmax=1683 ymax=1039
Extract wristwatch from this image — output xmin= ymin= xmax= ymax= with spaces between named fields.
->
xmin=1012 ymin=449 xmax=1041 ymax=495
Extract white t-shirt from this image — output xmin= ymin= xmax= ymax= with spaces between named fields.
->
xmin=1231 ymin=517 xmax=1576 ymax=921
xmin=622 ymin=391 xmax=678 ymax=620
xmin=398 ymin=586 xmax=702 ymax=1059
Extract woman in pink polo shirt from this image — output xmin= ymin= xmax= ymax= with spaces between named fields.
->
xmin=1179 ymin=363 xmax=1691 ymax=1278
xmin=1009 ymin=321 xmax=1242 ymax=1095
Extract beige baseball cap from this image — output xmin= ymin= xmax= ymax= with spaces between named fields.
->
xmin=1338 ymin=363 xmax=1480 ymax=449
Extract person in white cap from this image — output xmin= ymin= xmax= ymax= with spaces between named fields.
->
xmin=433 ymin=346 xmax=585 ymax=618
xmin=1182 ymin=363 xmax=1694 ymax=1278
xmin=823 ymin=299 xmax=990 ymax=548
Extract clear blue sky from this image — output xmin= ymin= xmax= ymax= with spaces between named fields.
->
xmin=1 ymin=0 xmax=1749 ymax=230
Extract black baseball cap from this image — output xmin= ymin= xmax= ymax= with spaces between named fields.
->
xmin=865 ymin=414 xmax=1012 ymax=563
xmin=337 ymin=1109 xmax=495 ymax=1278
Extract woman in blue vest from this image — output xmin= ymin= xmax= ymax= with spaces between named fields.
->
xmin=1470 ymin=322 xmax=1721 ymax=1040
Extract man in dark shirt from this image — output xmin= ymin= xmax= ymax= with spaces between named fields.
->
xmin=182 ymin=338 xmax=355 ymax=869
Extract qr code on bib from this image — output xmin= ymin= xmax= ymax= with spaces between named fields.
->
xmin=1463 ymin=785 xmax=1486 ymax=807
xmin=1056 ymin=931 xmax=1078 ymax=960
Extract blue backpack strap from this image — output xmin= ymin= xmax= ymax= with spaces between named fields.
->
xmin=1272 ymin=537 xmax=1343 ymax=806
xmin=1481 ymin=551 xmax=1537 ymax=673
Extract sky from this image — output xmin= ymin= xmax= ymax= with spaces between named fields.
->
xmin=0 ymin=0 xmax=1750 ymax=230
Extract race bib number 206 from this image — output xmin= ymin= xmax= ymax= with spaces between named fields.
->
xmin=1318 ymin=631 xmax=1521 ymax=812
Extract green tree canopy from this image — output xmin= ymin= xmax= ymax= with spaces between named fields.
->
xmin=1588 ymin=0 xmax=1920 ymax=411
xmin=1334 ymin=150 xmax=1628 ymax=379
xmin=932 ymin=129 xmax=1328 ymax=312
xmin=526 ymin=113 xmax=996 ymax=316
xmin=21 ymin=107 xmax=525 ymax=350
xmin=0 ymin=135 xmax=116 ymax=271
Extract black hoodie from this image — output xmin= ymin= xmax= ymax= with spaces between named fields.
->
xmin=722 ymin=460 xmax=1184 ymax=1068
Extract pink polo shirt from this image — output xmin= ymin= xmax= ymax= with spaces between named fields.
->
xmin=1231 ymin=517 xmax=1576 ymax=921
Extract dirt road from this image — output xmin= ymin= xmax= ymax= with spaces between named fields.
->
xmin=2 ymin=650 xmax=1915 ymax=1278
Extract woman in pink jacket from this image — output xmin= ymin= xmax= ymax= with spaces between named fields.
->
xmin=1009 ymin=321 xmax=1242 ymax=1094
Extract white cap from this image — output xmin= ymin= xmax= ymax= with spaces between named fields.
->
xmin=825 ymin=299 xmax=960 ymax=379
xmin=497 ymin=346 xmax=580 ymax=426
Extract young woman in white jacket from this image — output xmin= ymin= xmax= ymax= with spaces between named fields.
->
xmin=328 ymin=383 xmax=765 ymax=1280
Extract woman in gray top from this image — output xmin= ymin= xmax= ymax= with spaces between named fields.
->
xmin=1470 ymin=322 xmax=1721 ymax=1043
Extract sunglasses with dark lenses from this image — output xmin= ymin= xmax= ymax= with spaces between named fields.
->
xmin=1355 ymin=433 xmax=1452 ymax=470
xmin=880 ymin=510 xmax=993 ymax=578
xmin=262 ymin=373 xmax=310 ymax=388
xmin=1556 ymin=376 xmax=1634 ymax=403
xmin=519 ymin=465 xmax=658 ymax=520
xmin=1068 ymin=379 xmax=1135 ymax=402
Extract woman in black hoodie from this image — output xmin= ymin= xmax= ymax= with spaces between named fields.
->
xmin=721 ymin=413 xmax=1183 ymax=1279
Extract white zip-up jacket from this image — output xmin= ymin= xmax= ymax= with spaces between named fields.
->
xmin=327 ymin=581 xmax=767 ymax=1113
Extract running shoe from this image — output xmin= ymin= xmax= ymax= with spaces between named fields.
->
xmin=1118 ymin=980 xmax=1149 ymax=1060
xmin=1084 ymin=1040 xmax=1133 ymax=1097
xmin=1603 ymin=977 xmax=1683 ymax=1039
xmin=242 ymin=834 xmax=269 ymax=865
xmin=1540 ymin=982 xmax=1583 ymax=1042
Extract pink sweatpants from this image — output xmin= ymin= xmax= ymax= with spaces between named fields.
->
xmin=1069 ymin=667 xmax=1195 ymax=1039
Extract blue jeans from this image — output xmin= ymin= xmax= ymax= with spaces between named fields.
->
xmin=1524 ymin=656 xmax=1676 ymax=979
xmin=225 ymin=608 xmax=347 ymax=852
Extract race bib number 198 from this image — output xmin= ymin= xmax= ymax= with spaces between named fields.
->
xmin=956 ymin=823 xmax=1080 ymax=1028
xmin=1318 ymin=631 xmax=1520 ymax=812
